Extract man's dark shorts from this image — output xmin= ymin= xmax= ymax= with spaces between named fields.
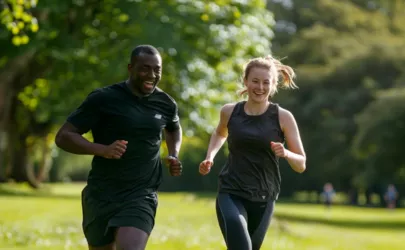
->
xmin=81 ymin=187 xmax=158 ymax=247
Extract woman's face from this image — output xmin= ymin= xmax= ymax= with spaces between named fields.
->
xmin=244 ymin=67 xmax=273 ymax=103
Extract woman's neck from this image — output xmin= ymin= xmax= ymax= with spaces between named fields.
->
xmin=244 ymin=100 xmax=270 ymax=116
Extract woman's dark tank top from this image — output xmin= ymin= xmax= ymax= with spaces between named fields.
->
xmin=218 ymin=101 xmax=285 ymax=202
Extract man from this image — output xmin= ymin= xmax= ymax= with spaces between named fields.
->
xmin=55 ymin=45 xmax=182 ymax=250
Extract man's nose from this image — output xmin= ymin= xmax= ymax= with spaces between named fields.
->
xmin=147 ymin=69 xmax=155 ymax=78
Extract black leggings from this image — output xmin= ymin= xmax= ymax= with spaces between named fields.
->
xmin=216 ymin=193 xmax=275 ymax=250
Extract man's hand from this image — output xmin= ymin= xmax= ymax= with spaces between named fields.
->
xmin=101 ymin=140 xmax=128 ymax=159
xmin=166 ymin=156 xmax=182 ymax=176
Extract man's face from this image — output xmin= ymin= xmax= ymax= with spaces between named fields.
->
xmin=128 ymin=53 xmax=162 ymax=96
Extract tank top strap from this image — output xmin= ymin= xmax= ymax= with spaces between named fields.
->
xmin=267 ymin=102 xmax=279 ymax=115
xmin=230 ymin=101 xmax=245 ymax=118
xmin=267 ymin=102 xmax=284 ymax=140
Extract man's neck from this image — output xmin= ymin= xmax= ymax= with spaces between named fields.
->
xmin=125 ymin=80 xmax=150 ymax=98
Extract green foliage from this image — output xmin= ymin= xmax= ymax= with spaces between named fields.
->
xmin=3 ymin=0 xmax=405 ymax=198
xmin=3 ymin=0 xmax=275 ymax=134
xmin=352 ymin=87 xmax=405 ymax=184
xmin=18 ymin=78 xmax=49 ymax=112
xmin=354 ymin=88 xmax=405 ymax=154
xmin=0 ymin=0 xmax=39 ymax=46
xmin=0 ymin=0 xmax=275 ymax=185
xmin=270 ymin=0 xmax=405 ymax=193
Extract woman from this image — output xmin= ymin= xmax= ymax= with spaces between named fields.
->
xmin=199 ymin=55 xmax=306 ymax=250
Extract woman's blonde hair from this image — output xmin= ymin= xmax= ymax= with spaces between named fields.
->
xmin=239 ymin=55 xmax=298 ymax=97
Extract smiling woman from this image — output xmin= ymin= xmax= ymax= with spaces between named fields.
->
xmin=239 ymin=55 xmax=298 ymax=100
xmin=198 ymin=54 xmax=306 ymax=250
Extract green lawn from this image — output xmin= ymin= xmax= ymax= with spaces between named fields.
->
xmin=0 ymin=183 xmax=404 ymax=250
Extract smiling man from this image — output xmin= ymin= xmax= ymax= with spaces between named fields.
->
xmin=55 ymin=45 xmax=183 ymax=250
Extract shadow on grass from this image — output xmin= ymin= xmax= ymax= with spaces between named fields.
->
xmin=0 ymin=185 xmax=80 ymax=200
xmin=191 ymin=192 xmax=217 ymax=199
xmin=275 ymin=212 xmax=405 ymax=230
xmin=191 ymin=192 xmax=405 ymax=230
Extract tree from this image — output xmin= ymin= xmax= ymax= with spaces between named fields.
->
xmin=353 ymin=87 xmax=405 ymax=186
xmin=268 ymin=0 xmax=405 ymax=201
xmin=0 ymin=0 xmax=275 ymax=187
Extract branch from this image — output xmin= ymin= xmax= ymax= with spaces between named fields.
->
xmin=0 ymin=49 xmax=37 ymax=90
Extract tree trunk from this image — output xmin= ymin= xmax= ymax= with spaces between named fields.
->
xmin=0 ymin=84 xmax=12 ymax=182
xmin=36 ymin=136 xmax=54 ymax=182
xmin=7 ymin=122 xmax=40 ymax=188
xmin=9 ymin=141 xmax=37 ymax=186
xmin=0 ymin=49 xmax=37 ymax=182
xmin=7 ymin=125 xmax=53 ymax=188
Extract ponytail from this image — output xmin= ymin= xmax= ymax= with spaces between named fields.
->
xmin=238 ymin=55 xmax=298 ymax=98
xmin=265 ymin=55 xmax=298 ymax=90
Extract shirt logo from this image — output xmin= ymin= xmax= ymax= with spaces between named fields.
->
xmin=154 ymin=114 xmax=162 ymax=119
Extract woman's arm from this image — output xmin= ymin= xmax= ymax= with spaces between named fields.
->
xmin=278 ymin=107 xmax=306 ymax=173
xmin=205 ymin=103 xmax=235 ymax=161
xmin=199 ymin=103 xmax=236 ymax=175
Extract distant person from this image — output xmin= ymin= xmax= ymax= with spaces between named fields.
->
xmin=384 ymin=184 xmax=398 ymax=209
xmin=55 ymin=45 xmax=183 ymax=250
xmin=348 ymin=187 xmax=358 ymax=206
xmin=199 ymin=55 xmax=306 ymax=250
xmin=322 ymin=183 xmax=335 ymax=209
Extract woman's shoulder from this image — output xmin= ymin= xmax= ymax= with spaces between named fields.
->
xmin=220 ymin=102 xmax=243 ymax=115
xmin=275 ymin=105 xmax=297 ymax=131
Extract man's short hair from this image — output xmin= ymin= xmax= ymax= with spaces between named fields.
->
xmin=130 ymin=45 xmax=160 ymax=64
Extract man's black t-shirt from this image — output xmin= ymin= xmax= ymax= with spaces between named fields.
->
xmin=67 ymin=82 xmax=179 ymax=201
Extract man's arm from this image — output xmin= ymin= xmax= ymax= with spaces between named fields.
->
xmin=164 ymin=100 xmax=182 ymax=158
xmin=164 ymin=100 xmax=182 ymax=176
xmin=55 ymin=89 xmax=127 ymax=159
xmin=55 ymin=122 xmax=127 ymax=159
xmin=55 ymin=89 xmax=106 ymax=156
xmin=164 ymin=125 xmax=182 ymax=176
xmin=55 ymin=122 xmax=106 ymax=156
xmin=164 ymin=125 xmax=182 ymax=158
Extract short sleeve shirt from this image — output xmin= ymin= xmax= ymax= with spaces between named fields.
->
xmin=67 ymin=82 xmax=180 ymax=201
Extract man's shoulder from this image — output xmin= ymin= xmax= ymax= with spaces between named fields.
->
xmin=153 ymin=87 xmax=178 ymax=107
xmin=88 ymin=82 xmax=126 ymax=99
xmin=100 ymin=81 xmax=126 ymax=94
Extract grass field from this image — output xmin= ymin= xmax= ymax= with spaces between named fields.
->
xmin=0 ymin=183 xmax=404 ymax=250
